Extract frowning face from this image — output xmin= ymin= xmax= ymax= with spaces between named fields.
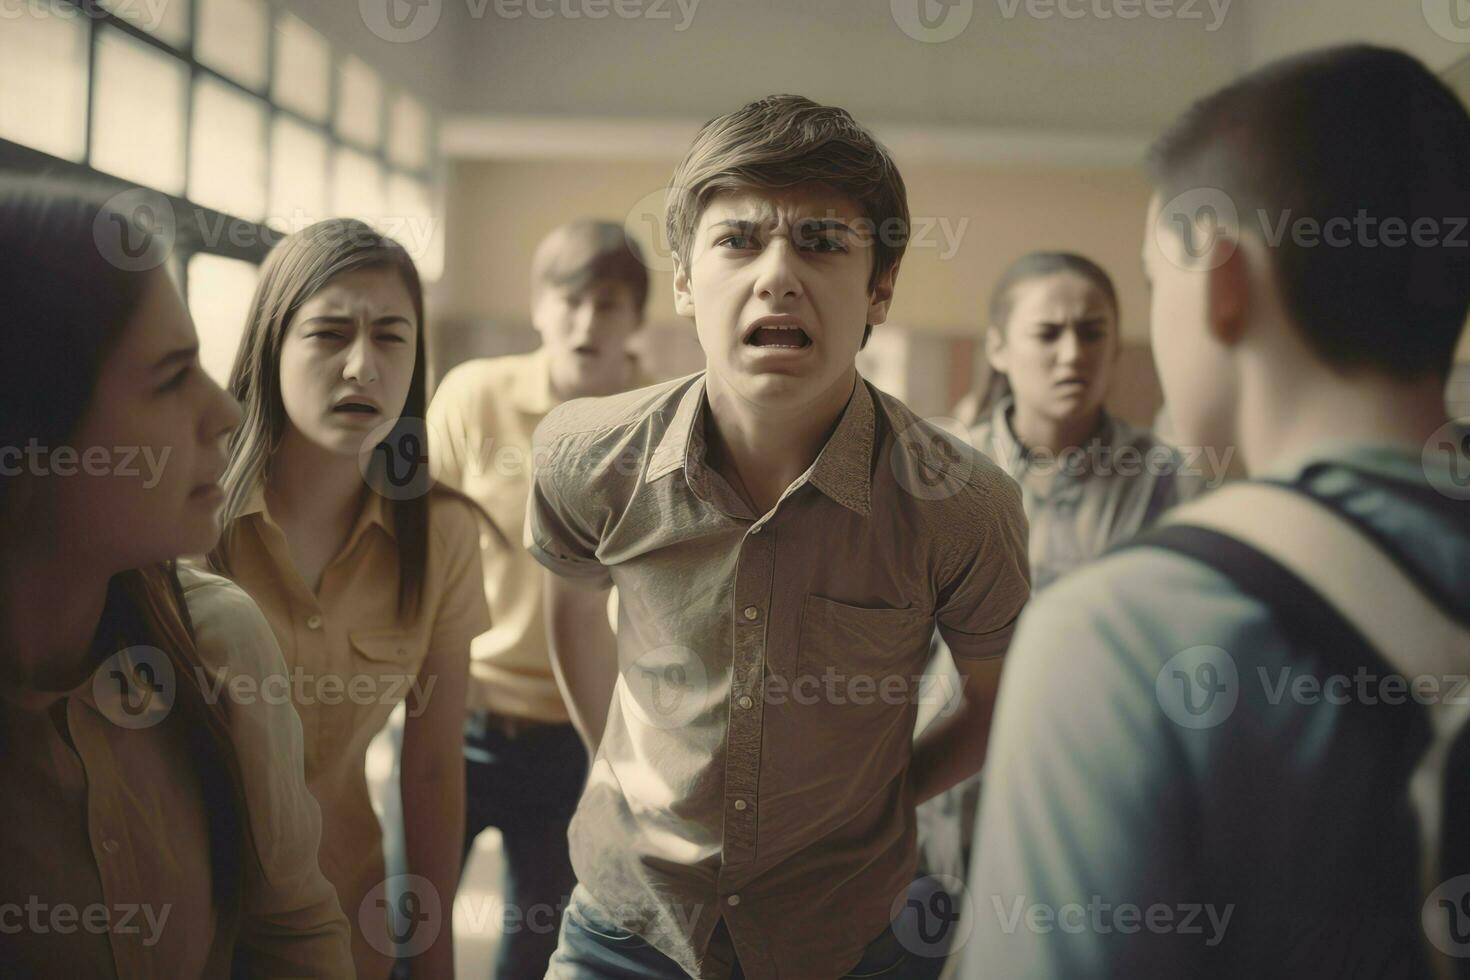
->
xmin=277 ymin=265 xmax=418 ymax=458
xmin=673 ymin=183 xmax=895 ymax=415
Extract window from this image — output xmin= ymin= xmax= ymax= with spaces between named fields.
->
xmin=335 ymin=56 xmax=383 ymax=150
xmin=90 ymin=25 xmax=189 ymax=194
xmin=99 ymin=0 xmax=189 ymax=46
xmin=189 ymin=76 xmax=268 ymax=220
xmin=386 ymin=173 xmax=441 ymax=280
xmin=1 ymin=4 xmax=444 ymax=301
xmin=388 ymin=93 xmax=430 ymax=172
xmin=273 ymin=13 xmax=331 ymax=123
xmin=196 ymin=0 xmax=269 ymax=91
xmin=0 ymin=6 xmax=89 ymax=162
xmin=269 ymin=116 xmax=329 ymax=228
xmin=331 ymin=146 xmax=385 ymax=226
xmin=188 ymin=254 xmax=259 ymax=386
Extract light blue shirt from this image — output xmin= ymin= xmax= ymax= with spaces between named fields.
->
xmin=964 ymin=442 xmax=1468 ymax=977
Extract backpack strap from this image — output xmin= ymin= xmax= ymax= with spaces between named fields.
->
xmin=1124 ymin=481 xmax=1470 ymax=979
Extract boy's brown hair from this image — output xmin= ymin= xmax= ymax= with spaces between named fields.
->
xmin=665 ymin=94 xmax=910 ymax=346
xmin=532 ymin=219 xmax=650 ymax=319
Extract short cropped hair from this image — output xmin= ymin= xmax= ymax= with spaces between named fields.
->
xmin=531 ymin=219 xmax=650 ymax=318
xmin=665 ymin=94 xmax=910 ymax=347
xmin=1147 ymin=45 xmax=1470 ymax=380
xmin=989 ymin=251 xmax=1120 ymax=334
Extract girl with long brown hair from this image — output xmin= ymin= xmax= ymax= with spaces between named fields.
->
xmin=0 ymin=177 xmax=352 ymax=976
xmin=209 ymin=218 xmax=490 ymax=979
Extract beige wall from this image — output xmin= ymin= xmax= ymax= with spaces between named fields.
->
xmin=434 ymin=156 xmax=1169 ymax=422
xmin=440 ymin=157 xmax=1158 ymax=339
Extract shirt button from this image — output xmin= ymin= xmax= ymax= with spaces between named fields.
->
xmin=742 ymin=606 xmax=759 ymax=621
xmin=734 ymin=799 xmax=748 ymax=811
xmin=727 ymin=895 xmax=741 ymax=907
xmin=738 ymin=696 xmax=753 ymax=709
xmin=306 ymin=614 xmax=323 ymax=630
xmin=101 ymin=839 xmax=120 ymax=855
xmin=749 ymin=524 xmax=762 ymax=535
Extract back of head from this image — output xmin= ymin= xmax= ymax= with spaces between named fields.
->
xmin=1148 ymin=45 xmax=1470 ymax=380
xmin=531 ymin=219 xmax=650 ymax=316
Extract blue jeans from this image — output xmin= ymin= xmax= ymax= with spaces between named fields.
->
xmin=460 ymin=714 xmax=589 ymax=979
xmin=546 ymin=884 xmax=942 ymax=979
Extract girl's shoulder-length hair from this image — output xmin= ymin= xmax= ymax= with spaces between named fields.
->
xmin=209 ymin=218 xmax=500 ymax=617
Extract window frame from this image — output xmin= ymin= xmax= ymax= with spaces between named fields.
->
xmin=0 ymin=0 xmax=438 ymax=296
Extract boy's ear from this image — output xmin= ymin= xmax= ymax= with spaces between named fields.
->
xmin=672 ymin=253 xmax=696 ymax=318
xmin=865 ymin=263 xmax=898 ymax=327
xmin=1205 ymin=237 xmax=1250 ymax=347
xmin=984 ymin=322 xmax=1009 ymax=374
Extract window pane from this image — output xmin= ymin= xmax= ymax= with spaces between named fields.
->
xmin=197 ymin=0 xmax=268 ymax=91
xmin=99 ymin=0 xmax=189 ymax=46
xmin=189 ymin=77 xmax=267 ymax=220
xmin=188 ymin=254 xmax=259 ymax=386
xmin=385 ymin=174 xmax=441 ymax=281
xmin=91 ymin=26 xmax=188 ymax=194
xmin=335 ymin=56 xmax=382 ymax=150
xmin=269 ymin=116 xmax=329 ymax=229
xmin=331 ymin=147 xmax=384 ymax=224
xmin=0 ymin=5 xmax=88 ymax=162
xmin=273 ymin=13 xmax=331 ymax=123
xmin=387 ymin=94 xmax=430 ymax=171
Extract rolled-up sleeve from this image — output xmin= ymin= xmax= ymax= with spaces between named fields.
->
xmin=524 ymin=424 xmax=613 ymax=589
xmin=185 ymin=576 xmax=354 ymax=977
xmin=936 ymin=473 xmax=1031 ymax=660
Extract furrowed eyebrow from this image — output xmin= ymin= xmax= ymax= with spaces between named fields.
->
xmin=151 ymin=346 xmax=197 ymax=372
xmin=711 ymin=219 xmax=762 ymax=235
xmin=795 ymin=218 xmax=854 ymax=233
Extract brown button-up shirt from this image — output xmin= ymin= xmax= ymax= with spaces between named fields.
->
xmin=526 ymin=372 xmax=1030 ymax=979
xmin=0 ymin=565 xmax=352 ymax=978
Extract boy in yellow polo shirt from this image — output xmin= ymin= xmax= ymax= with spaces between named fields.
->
xmin=426 ymin=220 xmax=651 ymax=977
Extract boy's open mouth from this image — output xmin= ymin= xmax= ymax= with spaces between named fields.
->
xmin=746 ymin=325 xmax=812 ymax=349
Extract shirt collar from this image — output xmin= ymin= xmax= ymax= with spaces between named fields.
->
xmin=508 ymin=348 xmax=559 ymax=415
xmin=240 ymin=479 xmax=396 ymax=549
xmin=646 ymin=373 xmax=876 ymax=517
xmin=512 ymin=348 xmax=656 ymax=416
xmin=1258 ymin=437 xmax=1446 ymax=486
xmin=987 ymin=394 xmax=1121 ymax=470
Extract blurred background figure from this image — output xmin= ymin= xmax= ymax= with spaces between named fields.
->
xmin=428 ymin=220 xmax=651 ymax=979
xmin=974 ymin=251 xmax=1198 ymax=591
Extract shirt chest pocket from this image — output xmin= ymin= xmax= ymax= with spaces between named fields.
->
xmin=348 ymin=628 xmax=424 ymax=678
xmin=796 ymin=595 xmax=931 ymax=679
